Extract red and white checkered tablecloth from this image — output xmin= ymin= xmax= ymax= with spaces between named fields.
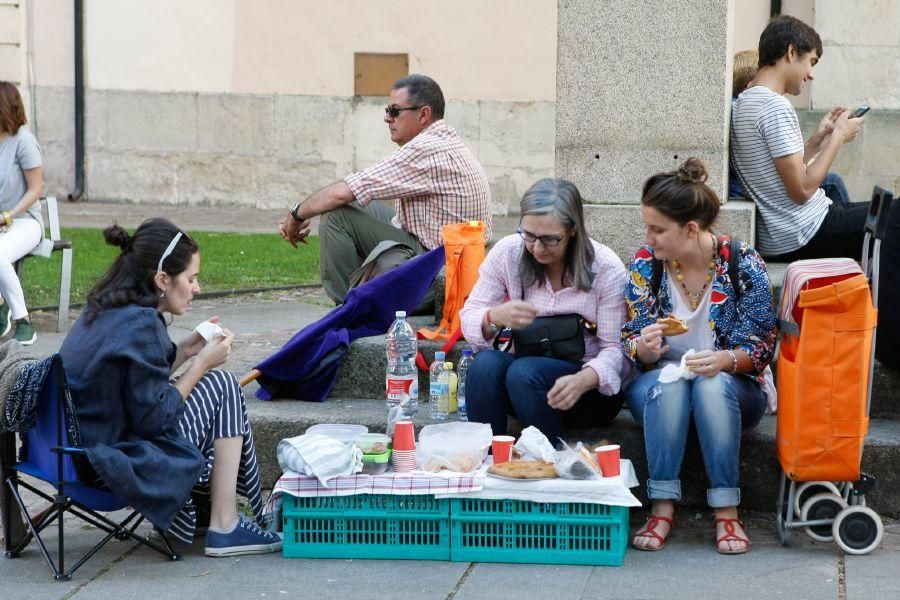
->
xmin=265 ymin=469 xmax=486 ymax=513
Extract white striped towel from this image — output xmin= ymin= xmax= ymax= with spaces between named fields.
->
xmin=276 ymin=433 xmax=363 ymax=487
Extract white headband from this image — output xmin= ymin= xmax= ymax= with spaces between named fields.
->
xmin=156 ymin=232 xmax=183 ymax=273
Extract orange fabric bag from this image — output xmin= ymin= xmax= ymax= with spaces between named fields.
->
xmin=418 ymin=221 xmax=486 ymax=343
xmin=776 ymin=273 xmax=876 ymax=482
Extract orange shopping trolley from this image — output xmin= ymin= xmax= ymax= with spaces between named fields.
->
xmin=774 ymin=187 xmax=894 ymax=555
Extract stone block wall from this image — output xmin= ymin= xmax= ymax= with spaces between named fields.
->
xmin=33 ymin=87 xmax=554 ymax=215
xmin=798 ymin=109 xmax=900 ymax=203
xmin=556 ymin=0 xmax=733 ymax=204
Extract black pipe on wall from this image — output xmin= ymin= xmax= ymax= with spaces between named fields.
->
xmin=68 ymin=0 xmax=84 ymax=202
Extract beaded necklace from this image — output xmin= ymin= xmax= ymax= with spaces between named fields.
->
xmin=671 ymin=233 xmax=717 ymax=310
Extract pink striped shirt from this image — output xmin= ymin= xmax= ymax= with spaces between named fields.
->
xmin=460 ymin=235 xmax=632 ymax=396
xmin=345 ymin=120 xmax=492 ymax=250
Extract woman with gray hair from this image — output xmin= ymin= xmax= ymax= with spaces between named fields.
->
xmin=460 ymin=178 xmax=630 ymax=442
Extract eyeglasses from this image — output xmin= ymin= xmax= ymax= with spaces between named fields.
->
xmin=517 ymin=227 xmax=569 ymax=247
xmin=384 ymin=105 xmax=424 ymax=118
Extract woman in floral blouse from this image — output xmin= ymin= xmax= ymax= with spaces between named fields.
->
xmin=622 ymin=158 xmax=777 ymax=555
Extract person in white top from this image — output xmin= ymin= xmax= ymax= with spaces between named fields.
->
xmin=622 ymin=159 xmax=777 ymax=555
xmin=0 ymin=81 xmax=43 ymax=345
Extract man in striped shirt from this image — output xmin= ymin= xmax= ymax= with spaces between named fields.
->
xmin=732 ymin=16 xmax=900 ymax=371
xmin=730 ymin=16 xmax=865 ymax=261
xmin=278 ymin=74 xmax=492 ymax=307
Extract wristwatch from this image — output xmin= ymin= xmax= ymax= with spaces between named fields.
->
xmin=289 ymin=202 xmax=304 ymax=222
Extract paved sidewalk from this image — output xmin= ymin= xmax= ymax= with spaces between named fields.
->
xmin=4 ymin=290 xmax=897 ymax=600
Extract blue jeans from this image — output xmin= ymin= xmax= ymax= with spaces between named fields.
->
xmin=625 ymin=369 xmax=766 ymax=508
xmin=465 ymin=350 xmax=624 ymax=444
xmin=729 ymin=170 xmax=850 ymax=206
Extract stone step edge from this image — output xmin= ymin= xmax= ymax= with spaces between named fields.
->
xmin=247 ymin=397 xmax=900 ymax=519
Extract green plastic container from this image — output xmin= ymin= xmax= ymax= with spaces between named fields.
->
xmin=449 ymin=498 xmax=629 ymax=566
xmin=282 ymin=493 xmax=451 ymax=560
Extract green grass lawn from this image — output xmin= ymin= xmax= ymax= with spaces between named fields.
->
xmin=22 ymin=228 xmax=322 ymax=308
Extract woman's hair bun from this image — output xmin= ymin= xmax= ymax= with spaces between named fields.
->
xmin=103 ymin=224 xmax=132 ymax=250
xmin=676 ymin=157 xmax=708 ymax=184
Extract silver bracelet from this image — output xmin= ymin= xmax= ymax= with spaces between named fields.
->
xmin=726 ymin=349 xmax=738 ymax=374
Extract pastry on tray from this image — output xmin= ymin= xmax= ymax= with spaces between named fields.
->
xmin=488 ymin=460 xmax=558 ymax=479
xmin=657 ymin=316 xmax=689 ymax=336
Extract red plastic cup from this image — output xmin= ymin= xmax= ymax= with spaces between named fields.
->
xmin=595 ymin=444 xmax=621 ymax=477
xmin=491 ymin=435 xmax=515 ymax=465
xmin=392 ymin=449 xmax=417 ymax=473
xmin=393 ymin=421 xmax=416 ymax=451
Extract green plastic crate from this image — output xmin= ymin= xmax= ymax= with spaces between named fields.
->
xmin=282 ymin=494 xmax=451 ymax=560
xmin=449 ymin=498 xmax=629 ymax=566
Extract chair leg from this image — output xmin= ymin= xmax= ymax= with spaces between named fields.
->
xmin=57 ymin=247 xmax=72 ymax=333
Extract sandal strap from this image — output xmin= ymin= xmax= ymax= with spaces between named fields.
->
xmin=634 ymin=515 xmax=675 ymax=545
xmin=714 ymin=518 xmax=750 ymax=545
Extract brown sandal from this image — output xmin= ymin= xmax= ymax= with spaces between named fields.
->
xmin=632 ymin=514 xmax=674 ymax=551
xmin=714 ymin=518 xmax=751 ymax=555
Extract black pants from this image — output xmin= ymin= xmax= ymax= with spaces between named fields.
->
xmin=764 ymin=201 xmax=900 ymax=370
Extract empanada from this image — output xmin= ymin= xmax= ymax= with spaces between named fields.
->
xmin=657 ymin=316 xmax=689 ymax=336
xmin=488 ymin=460 xmax=558 ymax=479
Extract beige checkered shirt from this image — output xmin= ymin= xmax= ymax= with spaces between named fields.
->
xmin=344 ymin=120 xmax=492 ymax=250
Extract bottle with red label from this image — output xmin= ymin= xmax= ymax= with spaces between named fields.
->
xmin=386 ymin=310 xmax=418 ymax=432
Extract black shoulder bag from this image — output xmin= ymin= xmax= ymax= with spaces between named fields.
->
xmin=492 ymin=283 xmax=597 ymax=362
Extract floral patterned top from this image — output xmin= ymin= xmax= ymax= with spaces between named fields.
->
xmin=621 ymin=237 xmax=777 ymax=383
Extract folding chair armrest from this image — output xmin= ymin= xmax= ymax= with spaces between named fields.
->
xmin=52 ymin=446 xmax=87 ymax=456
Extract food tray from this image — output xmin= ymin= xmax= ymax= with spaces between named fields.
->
xmin=283 ymin=493 xmax=450 ymax=560
xmin=449 ymin=498 xmax=628 ymax=566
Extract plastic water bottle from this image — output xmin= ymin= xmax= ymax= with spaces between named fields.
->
xmin=446 ymin=362 xmax=458 ymax=413
xmin=430 ymin=351 xmax=449 ymax=420
xmin=457 ymin=349 xmax=473 ymax=421
xmin=386 ymin=311 xmax=418 ymax=428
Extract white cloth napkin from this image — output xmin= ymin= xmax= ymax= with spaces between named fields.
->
xmin=194 ymin=320 xmax=223 ymax=342
xmin=658 ymin=349 xmax=699 ymax=383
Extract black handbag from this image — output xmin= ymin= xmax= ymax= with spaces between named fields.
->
xmin=498 ymin=313 xmax=596 ymax=362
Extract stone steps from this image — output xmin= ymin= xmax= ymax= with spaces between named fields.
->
xmin=330 ymin=317 xmax=900 ymax=419
xmin=246 ymin=397 xmax=900 ymax=519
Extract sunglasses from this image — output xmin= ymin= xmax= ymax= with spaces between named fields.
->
xmin=384 ymin=105 xmax=424 ymax=118
xmin=517 ymin=227 xmax=570 ymax=248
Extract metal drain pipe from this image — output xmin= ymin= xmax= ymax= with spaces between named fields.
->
xmin=67 ymin=0 xmax=84 ymax=202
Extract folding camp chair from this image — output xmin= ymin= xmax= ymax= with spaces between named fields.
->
xmin=2 ymin=355 xmax=180 ymax=581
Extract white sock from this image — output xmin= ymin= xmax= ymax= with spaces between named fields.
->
xmin=207 ymin=517 xmax=240 ymax=534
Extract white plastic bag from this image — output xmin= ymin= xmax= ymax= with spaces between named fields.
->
xmin=555 ymin=441 xmax=600 ymax=480
xmin=416 ymin=421 xmax=492 ymax=473
xmin=514 ymin=426 xmax=557 ymax=463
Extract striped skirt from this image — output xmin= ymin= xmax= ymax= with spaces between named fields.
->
xmin=166 ymin=369 xmax=265 ymax=543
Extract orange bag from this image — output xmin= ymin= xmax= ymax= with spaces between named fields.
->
xmin=776 ymin=273 xmax=876 ymax=482
xmin=418 ymin=221 xmax=486 ymax=343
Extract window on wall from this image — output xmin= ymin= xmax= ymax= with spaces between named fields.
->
xmin=354 ymin=53 xmax=409 ymax=96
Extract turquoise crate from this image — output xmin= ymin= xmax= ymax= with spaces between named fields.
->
xmin=282 ymin=494 xmax=451 ymax=560
xmin=449 ymin=498 xmax=629 ymax=566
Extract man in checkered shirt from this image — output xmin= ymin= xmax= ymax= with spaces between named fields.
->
xmin=279 ymin=74 xmax=492 ymax=309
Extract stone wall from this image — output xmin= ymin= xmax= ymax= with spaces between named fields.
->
xmin=34 ymin=87 xmax=554 ymax=215
xmin=798 ymin=109 xmax=900 ymax=203
xmin=812 ymin=0 xmax=900 ymax=110
xmin=556 ymin=0 xmax=734 ymax=204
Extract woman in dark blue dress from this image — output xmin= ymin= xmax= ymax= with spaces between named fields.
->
xmin=59 ymin=218 xmax=281 ymax=557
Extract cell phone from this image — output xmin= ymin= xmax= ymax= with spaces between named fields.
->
xmin=851 ymin=105 xmax=870 ymax=118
